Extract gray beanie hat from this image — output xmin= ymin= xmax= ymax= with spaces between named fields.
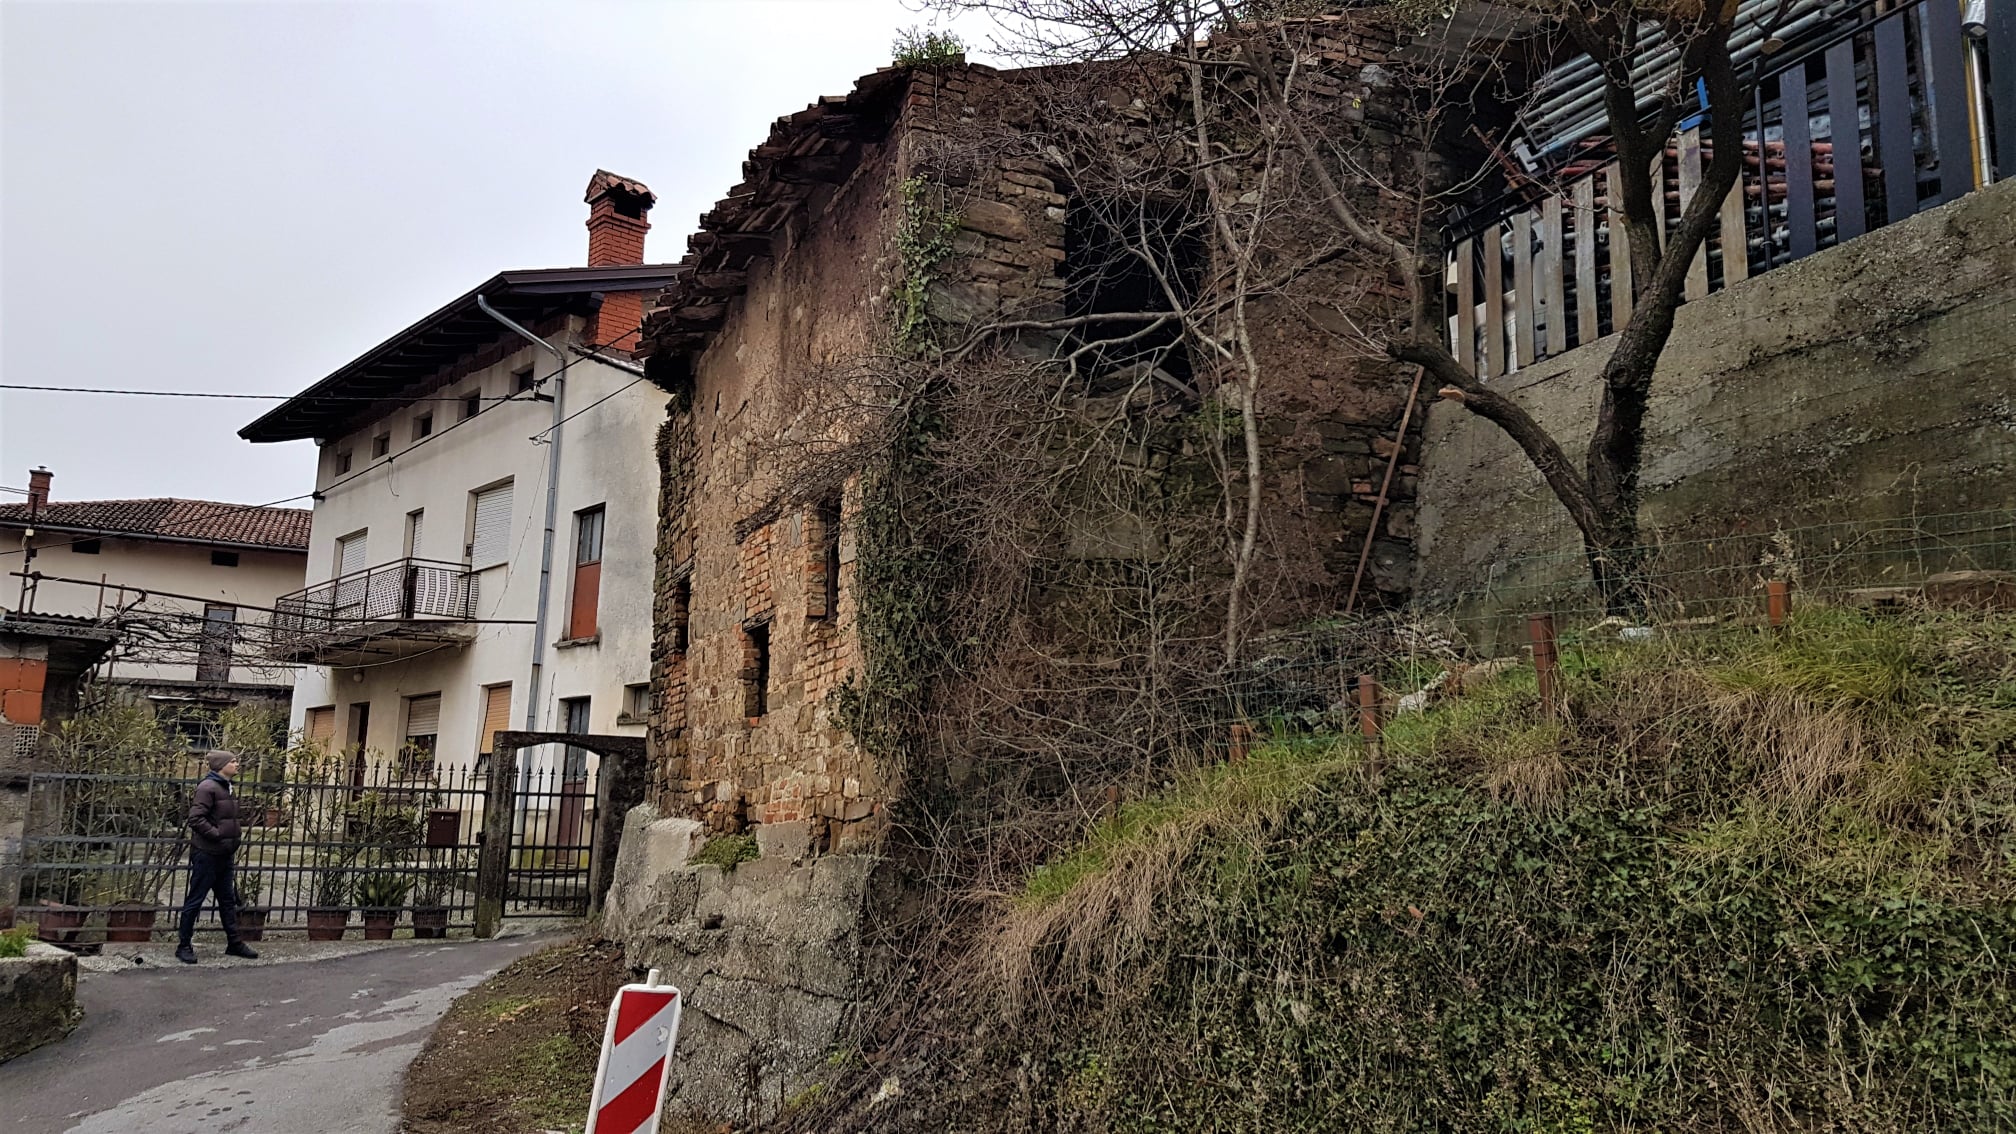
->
xmin=206 ymin=750 xmax=239 ymax=772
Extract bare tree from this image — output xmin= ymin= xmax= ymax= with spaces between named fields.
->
xmin=942 ymin=0 xmax=1779 ymax=613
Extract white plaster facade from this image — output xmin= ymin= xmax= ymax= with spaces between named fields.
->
xmin=279 ymin=332 xmax=666 ymax=773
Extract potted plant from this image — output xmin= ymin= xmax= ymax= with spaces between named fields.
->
xmin=234 ymin=871 xmax=269 ymax=942
xmin=308 ymin=868 xmax=352 ymax=942
xmin=356 ymin=873 xmax=411 ymax=940
xmin=410 ymin=871 xmax=450 ymax=940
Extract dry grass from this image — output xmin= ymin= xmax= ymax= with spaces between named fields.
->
xmin=973 ymin=736 xmax=1358 ymax=1019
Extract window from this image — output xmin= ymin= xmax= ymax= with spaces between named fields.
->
xmin=405 ymin=510 xmax=425 ymax=558
xmin=347 ymin=702 xmax=372 ymax=754
xmin=372 ymin=434 xmax=391 ymax=459
xmin=620 ymin=682 xmax=650 ymax=724
xmin=165 ymin=707 xmax=222 ymax=753
xmin=195 ymin=604 xmax=236 ymax=683
xmin=335 ymin=530 xmax=369 ymax=617
xmin=669 ymin=576 xmax=691 ymax=653
xmin=336 ymin=450 xmax=353 ymax=475
xmin=514 ymin=368 xmax=536 ymax=394
xmin=568 ymin=506 xmax=605 ymax=639
xmin=809 ymin=496 xmax=841 ymax=621
xmin=304 ymin=706 xmax=337 ymax=750
xmin=70 ymin=540 xmax=100 ymax=555
xmin=468 ymin=482 xmax=513 ymax=568
xmin=742 ymin=621 xmax=771 ymax=720
xmin=413 ymin=413 xmax=434 ymax=440
xmin=402 ymin=693 xmax=440 ymax=776
xmin=479 ymin=683 xmax=512 ymax=759
xmin=461 ymin=390 xmax=481 ymax=421
xmin=560 ymin=697 xmax=591 ymax=781
xmin=211 ymin=550 xmax=240 ymax=568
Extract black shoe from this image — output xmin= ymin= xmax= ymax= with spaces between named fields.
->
xmin=175 ymin=945 xmax=198 ymax=964
xmin=225 ymin=942 xmax=259 ymax=960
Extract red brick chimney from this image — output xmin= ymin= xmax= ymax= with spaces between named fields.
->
xmin=583 ymin=170 xmax=656 ymax=351
xmin=26 ymin=467 xmax=51 ymax=509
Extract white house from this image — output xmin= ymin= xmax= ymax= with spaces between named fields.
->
xmin=0 ymin=468 xmax=310 ymax=742
xmin=240 ymin=172 xmax=678 ymax=807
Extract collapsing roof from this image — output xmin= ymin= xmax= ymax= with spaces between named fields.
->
xmin=638 ymin=65 xmax=915 ymax=363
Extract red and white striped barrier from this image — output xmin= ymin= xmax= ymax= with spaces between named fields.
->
xmin=585 ymin=969 xmax=683 ymax=1134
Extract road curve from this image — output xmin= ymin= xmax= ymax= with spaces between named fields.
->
xmin=0 ymin=935 xmax=548 ymax=1134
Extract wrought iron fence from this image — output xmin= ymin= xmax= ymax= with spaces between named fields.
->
xmin=20 ymin=754 xmax=487 ymax=941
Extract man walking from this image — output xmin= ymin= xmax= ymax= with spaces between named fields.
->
xmin=176 ymin=749 xmax=258 ymax=963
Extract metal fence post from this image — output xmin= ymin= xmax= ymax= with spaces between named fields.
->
xmin=1766 ymin=579 xmax=1792 ymax=630
xmin=1528 ymin=613 xmax=1559 ymax=718
xmin=1228 ymin=722 xmax=1251 ymax=764
xmin=1356 ymin=674 xmax=1382 ymax=742
xmin=474 ymin=740 xmax=519 ymax=939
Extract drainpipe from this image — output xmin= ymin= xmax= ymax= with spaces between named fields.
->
xmin=476 ymin=295 xmax=566 ymax=736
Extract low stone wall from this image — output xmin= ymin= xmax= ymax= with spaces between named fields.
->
xmin=1413 ymin=179 xmax=2016 ymax=631
xmin=1 ymin=940 xmax=79 ymax=1063
xmin=603 ymin=804 xmax=880 ymax=1126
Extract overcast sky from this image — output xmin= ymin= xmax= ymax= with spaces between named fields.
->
xmin=1 ymin=0 xmax=993 ymax=506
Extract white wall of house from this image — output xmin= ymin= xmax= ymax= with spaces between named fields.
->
xmin=13 ymin=535 xmax=304 ymax=687
xmin=285 ymin=318 xmax=665 ymax=776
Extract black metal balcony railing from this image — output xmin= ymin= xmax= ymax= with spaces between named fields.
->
xmin=1446 ymin=0 xmax=2012 ymax=379
xmin=271 ymin=557 xmax=478 ymax=644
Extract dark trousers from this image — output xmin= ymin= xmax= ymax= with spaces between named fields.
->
xmin=177 ymin=850 xmax=241 ymax=946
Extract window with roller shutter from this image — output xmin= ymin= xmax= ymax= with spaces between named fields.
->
xmin=304 ymin=706 xmax=336 ymax=752
xmin=468 ymin=481 xmax=513 ymax=568
xmin=568 ymin=506 xmax=604 ymax=639
xmin=402 ymin=693 xmax=440 ymax=776
xmin=478 ymin=683 xmax=512 ymax=757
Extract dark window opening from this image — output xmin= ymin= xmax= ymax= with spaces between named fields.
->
xmin=810 ymin=496 xmax=841 ymax=621
xmin=372 ymin=434 xmax=391 ymax=459
xmin=211 ymin=550 xmax=239 ymax=567
xmin=1062 ymin=194 xmax=1206 ymax=389
xmin=742 ymin=621 xmax=770 ymax=719
xmin=670 ymin=576 xmax=691 ymax=653
xmin=413 ymin=413 xmax=433 ymax=440
xmin=71 ymin=539 xmax=100 ymax=555
xmin=515 ymin=369 xmax=537 ymax=394
xmin=462 ymin=391 xmax=482 ymax=420
xmin=336 ymin=450 xmax=353 ymax=475
xmin=196 ymin=604 xmax=236 ymax=682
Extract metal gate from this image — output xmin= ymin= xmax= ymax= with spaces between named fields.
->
xmin=13 ymin=741 xmax=625 ymax=944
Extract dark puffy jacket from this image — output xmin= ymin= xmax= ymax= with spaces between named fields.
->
xmin=188 ymin=772 xmax=241 ymax=856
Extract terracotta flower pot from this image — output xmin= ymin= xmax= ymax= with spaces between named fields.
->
xmin=106 ymin=903 xmax=159 ymax=943
xmin=409 ymin=905 xmax=449 ymax=940
xmin=263 ymin=806 xmax=283 ymax=828
xmin=37 ymin=902 xmax=87 ymax=944
xmin=237 ymin=907 xmax=269 ymax=943
xmin=361 ymin=909 xmax=399 ymax=940
xmin=307 ymin=907 xmax=350 ymax=942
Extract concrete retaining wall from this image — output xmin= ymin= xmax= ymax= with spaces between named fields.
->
xmin=1413 ymin=179 xmax=2016 ymax=623
xmin=1 ymin=940 xmax=79 ymax=1063
xmin=603 ymin=804 xmax=879 ymax=1127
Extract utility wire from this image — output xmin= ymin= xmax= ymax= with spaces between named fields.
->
xmin=0 ymin=383 xmax=532 ymax=403
xmin=1 ymin=334 xmax=652 ymax=562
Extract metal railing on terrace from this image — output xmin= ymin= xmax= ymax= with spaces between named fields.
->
xmin=1447 ymin=0 xmax=2013 ymax=379
xmin=267 ymin=557 xmax=478 ymax=663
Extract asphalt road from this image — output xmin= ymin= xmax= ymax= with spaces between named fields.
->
xmin=0 ymin=936 xmax=547 ymax=1134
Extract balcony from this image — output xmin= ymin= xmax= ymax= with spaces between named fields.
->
xmin=267 ymin=557 xmax=480 ymax=666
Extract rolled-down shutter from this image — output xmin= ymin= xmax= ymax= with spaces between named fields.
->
xmin=479 ymin=684 xmax=512 ymax=755
xmin=405 ymin=694 xmax=441 ymax=738
xmin=338 ymin=532 xmax=368 ymax=576
xmin=305 ymin=706 xmax=336 ymax=745
xmin=470 ymin=483 xmax=513 ymax=568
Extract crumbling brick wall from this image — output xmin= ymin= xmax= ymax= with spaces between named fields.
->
xmin=642 ymin=23 xmax=1429 ymax=854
